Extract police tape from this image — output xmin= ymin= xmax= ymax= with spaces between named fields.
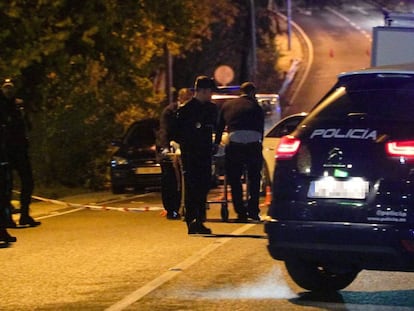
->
xmin=30 ymin=194 xmax=164 ymax=212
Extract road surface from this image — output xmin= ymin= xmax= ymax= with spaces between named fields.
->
xmin=1 ymin=2 xmax=413 ymax=310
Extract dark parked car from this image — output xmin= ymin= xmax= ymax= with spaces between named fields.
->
xmin=265 ymin=63 xmax=414 ymax=291
xmin=110 ymin=118 xmax=161 ymax=193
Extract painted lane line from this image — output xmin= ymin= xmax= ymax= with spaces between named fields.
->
xmin=105 ymin=224 xmax=257 ymax=311
xmin=94 ymin=193 xmax=156 ymax=205
xmin=36 ymin=207 xmax=85 ymax=220
xmin=326 ymin=7 xmax=372 ymax=42
xmin=31 ymin=194 xmax=163 ymax=215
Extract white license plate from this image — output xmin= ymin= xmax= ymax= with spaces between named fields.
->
xmin=135 ymin=166 xmax=161 ymax=174
xmin=308 ymin=177 xmax=369 ymax=199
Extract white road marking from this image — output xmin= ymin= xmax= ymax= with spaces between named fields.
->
xmin=105 ymin=224 xmax=257 ymax=311
xmin=32 ymin=192 xmax=159 ymax=219
xmin=35 ymin=207 xmax=85 ymax=219
xmin=351 ymin=5 xmax=369 ymax=16
xmin=326 ymin=7 xmax=372 ymax=42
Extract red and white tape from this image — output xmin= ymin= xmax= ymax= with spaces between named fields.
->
xmin=30 ymin=194 xmax=164 ymax=212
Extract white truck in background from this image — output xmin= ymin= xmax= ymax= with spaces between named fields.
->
xmin=371 ymin=12 xmax=414 ymax=67
xmin=371 ymin=26 xmax=414 ymax=66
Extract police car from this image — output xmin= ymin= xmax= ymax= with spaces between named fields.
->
xmin=265 ymin=63 xmax=414 ymax=291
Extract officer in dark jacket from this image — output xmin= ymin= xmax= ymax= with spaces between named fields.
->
xmin=214 ymin=82 xmax=264 ymax=221
xmin=175 ymin=76 xmax=217 ymax=234
xmin=158 ymin=88 xmax=192 ymax=220
xmin=0 ymin=79 xmax=40 ymax=227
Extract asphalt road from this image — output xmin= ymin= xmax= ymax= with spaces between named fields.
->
xmin=2 ymin=188 xmax=414 ymax=310
xmin=2 ymin=2 xmax=414 ymax=310
xmin=284 ymin=1 xmax=375 ymax=115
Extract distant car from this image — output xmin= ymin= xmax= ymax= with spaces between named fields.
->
xmin=261 ymin=113 xmax=307 ymax=191
xmin=256 ymin=93 xmax=281 ymax=116
xmin=265 ymin=63 xmax=414 ymax=291
xmin=110 ymin=118 xmax=161 ymax=193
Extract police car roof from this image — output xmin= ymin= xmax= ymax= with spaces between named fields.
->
xmin=338 ymin=63 xmax=414 ymax=79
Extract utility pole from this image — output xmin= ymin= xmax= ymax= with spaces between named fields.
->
xmin=165 ymin=44 xmax=173 ymax=106
xmin=287 ymin=0 xmax=292 ymax=50
xmin=249 ymin=0 xmax=257 ymax=82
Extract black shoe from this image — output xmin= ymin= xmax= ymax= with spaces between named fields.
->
xmin=187 ymin=221 xmax=198 ymax=234
xmin=187 ymin=221 xmax=212 ymax=235
xmin=0 ymin=229 xmax=17 ymax=243
xmin=197 ymin=223 xmax=212 ymax=234
xmin=166 ymin=211 xmax=181 ymax=220
xmin=19 ymin=216 xmax=41 ymax=227
xmin=247 ymin=212 xmax=261 ymax=221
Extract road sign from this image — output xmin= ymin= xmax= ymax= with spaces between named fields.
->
xmin=214 ymin=65 xmax=234 ymax=86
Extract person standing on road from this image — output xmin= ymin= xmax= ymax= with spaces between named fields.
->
xmin=175 ymin=76 xmax=218 ymax=234
xmin=158 ymin=88 xmax=192 ymax=220
xmin=214 ymin=82 xmax=264 ymax=222
xmin=0 ymin=79 xmax=40 ymax=227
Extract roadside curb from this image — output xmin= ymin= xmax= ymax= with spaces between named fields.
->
xmin=275 ymin=11 xmax=313 ymax=115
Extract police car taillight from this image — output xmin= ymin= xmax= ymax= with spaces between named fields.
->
xmin=276 ymin=135 xmax=301 ymax=159
xmin=386 ymin=140 xmax=414 ymax=159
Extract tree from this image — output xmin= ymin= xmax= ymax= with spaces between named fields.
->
xmin=174 ymin=0 xmax=279 ymax=90
xmin=0 ymin=0 xmax=240 ymax=190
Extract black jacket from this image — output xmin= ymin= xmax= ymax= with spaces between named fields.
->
xmin=215 ymin=95 xmax=264 ymax=144
xmin=0 ymin=94 xmax=30 ymax=150
xmin=175 ymin=97 xmax=217 ymax=154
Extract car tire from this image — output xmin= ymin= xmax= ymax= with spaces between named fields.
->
xmin=111 ymin=184 xmax=124 ymax=194
xmin=285 ymin=258 xmax=359 ymax=291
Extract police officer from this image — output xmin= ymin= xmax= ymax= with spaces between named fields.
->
xmin=214 ymin=82 xmax=264 ymax=221
xmin=158 ymin=88 xmax=192 ymax=220
xmin=0 ymin=79 xmax=40 ymax=227
xmin=175 ymin=76 xmax=217 ymax=234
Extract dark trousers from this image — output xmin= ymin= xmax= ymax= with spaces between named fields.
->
xmin=0 ymin=163 xmax=11 ymax=227
xmin=225 ymin=142 xmax=263 ymax=217
xmin=181 ymin=152 xmax=211 ymax=224
xmin=160 ymin=159 xmax=181 ymax=214
xmin=7 ymin=150 xmax=34 ymax=217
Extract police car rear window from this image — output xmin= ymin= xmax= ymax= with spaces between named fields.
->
xmin=309 ymin=75 xmax=414 ymax=121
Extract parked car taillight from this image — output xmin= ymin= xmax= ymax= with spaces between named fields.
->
xmin=276 ymin=135 xmax=301 ymax=159
xmin=386 ymin=140 xmax=414 ymax=160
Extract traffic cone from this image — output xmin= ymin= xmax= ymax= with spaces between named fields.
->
xmin=262 ymin=186 xmax=272 ymax=207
